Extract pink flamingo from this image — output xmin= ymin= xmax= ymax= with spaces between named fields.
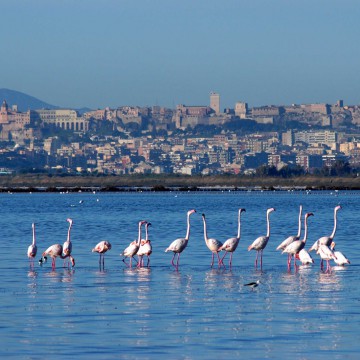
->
xmin=296 ymin=249 xmax=314 ymax=265
xmin=92 ymin=240 xmax=112 ymax=268
xmin=62 ymin=218 xmax=73 ymax=267
xmin=219 ymin=208 xmax=246 ymax=268
xmin=276 ymin=205 xmax=302 ymax=265
xmin=121 ymin=220 xmax=146 ymax=268
xmin=309 ymin=205 xmax=341 ymax=252
xmin=165 ymin=209 xmax=196 ymax=270
xmin=42 ymin=244 xmax=75 ymax=270
xmin=330 ymin=242 xmax=350 ymax=266
xmin=137 ymin=222 xmax=152 ymax=268
xmin=317 ymin=243 xmax=337 ymax=273
xmin=27 ymin=223 xmax=37 ymax=268
xmin=201 ymin=213 xmax=223 ymax=268
xmin=248 ymin=207 xmax=275 ymax=268
xmin=282 ymin=212 xmax=313 ymax=270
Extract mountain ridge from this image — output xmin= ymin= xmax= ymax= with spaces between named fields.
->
xmin=0 ymin=88 xmax=60 ymax=112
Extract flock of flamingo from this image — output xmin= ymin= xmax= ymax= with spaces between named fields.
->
xmin=27 ymin=205 xmax=349 ymax=273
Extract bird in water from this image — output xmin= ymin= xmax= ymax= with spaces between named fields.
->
xmin=219 ymin=208 xmax=246 ymax=268
xmin=282 ymin=212 xmax=314 ymax=270
xmin=201 ymin=213 xmax=223 ymax=268
xmin=137 ymin=222 xmax=152 ymax=268
xmin=296 ymin=249 xmax=314 ymax=265
xmin=165 ymin=209 xmax=196 ymax=270
xmin=244 ymin=280 xmax=260 ymax=289
xmin=309 ymin=205 xmax=341 ymax=269
xmin=120 ymin=220 xmax=147 ymax=268
xmin=309 ymin=205 xmax=341 ymax=252
xmin=62 ymin=218 xmax=73 ymax=267
xmin=316 ymin=243 xmax=337 ymax=273
xmin=42 ymin=243 xmax=75 ymax=270
xmin=276 ymin=205 xmax=302 ymax=265
xmin=248 ymin=208 xmax=275 ymax=268
xmin=330 ymin=241 xmax=350 ymax=266
xmin=92 ymin=240 xmax=112 ymax=269
xmin=27 ymin=223 xmax=37 ymax=269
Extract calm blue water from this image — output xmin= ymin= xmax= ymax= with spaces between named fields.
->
xmin=0 ymin=190 xmax=359 ymax=359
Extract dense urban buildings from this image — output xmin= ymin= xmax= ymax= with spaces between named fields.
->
xmin=1 ymin=92 xmax=360 ymax=176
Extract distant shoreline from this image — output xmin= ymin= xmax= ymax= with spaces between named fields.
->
xmin=0 ymin=174 xmax=359 ymax=192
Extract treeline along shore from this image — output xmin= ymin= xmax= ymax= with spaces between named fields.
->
xmin=0 ymin=174 xmax=359 ymax=192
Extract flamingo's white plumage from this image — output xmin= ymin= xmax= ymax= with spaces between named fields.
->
xmin=62 ymin=218 xmax=73 ymax=266
xmin=330 ymin=241 xmax=350 ymax=266
xmin=165 ymin=209 xmax=196 ymax=269
xmin=121 ymin=220 xmax=147 ymax=268
xmin=137 ymin=222 xmax=152 ymax=268
xmin=27 ymin=223 xmax=37 ymax=268
xmin=219 ymin=208 xmax=246 ymax=267
xmin=248 ymin=207 xmax=275 ymax=268
xmin=282 ymin=212 xmax=313 ymax=269
xmin=201 ymin=213 xmax=223 ymax=267
xmin=92 ymin=240 xmax=112 ymax=268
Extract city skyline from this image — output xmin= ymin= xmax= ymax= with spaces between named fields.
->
xmin=1 ymin=1 xmax=360 ymax=110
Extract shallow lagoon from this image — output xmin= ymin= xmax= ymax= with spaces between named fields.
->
xmin=0 ymin=190 xmax=359 ymax=359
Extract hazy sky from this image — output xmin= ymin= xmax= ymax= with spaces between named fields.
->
xmin=2 ymin=0 xmax=360 ymax=110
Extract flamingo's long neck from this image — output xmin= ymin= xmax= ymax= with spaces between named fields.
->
xmin=237 ymin=210 xmax=242 ymax=239
xmin=145 ymin=224 xmax=149 ymax=241
xmin=330 ymin=208 xmax=339 ymax=239
xmin=67 ymin=222 xmax=72 ymax=243
xmin=32 ymin=224 xmax=36 ymax=246
xmin=266 ymin=211 xmax=271 ymax=238
xmin=202 ymin=216 xmax=208 ymax=242
xmin=303 ymin=216 xmax=310 ymax=244
xmin=137 ymin=222 xmax=143 ymax=245
xmin=185 ymin=212 xmax=192 ymax=240
xmin=296 ymin=206 xmax=302 ymax=238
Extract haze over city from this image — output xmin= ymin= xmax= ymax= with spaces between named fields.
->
xmin=2 ymin=0 xmax=360 ymax=110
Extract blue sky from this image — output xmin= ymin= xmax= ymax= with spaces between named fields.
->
xmin=1 ymin=0 xmax=360 ymax=109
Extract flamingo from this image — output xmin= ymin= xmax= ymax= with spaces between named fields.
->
xmin=165 ymin=209 xmax=196 ymax=269
xmin=27 ymin=223 xmax=37 ymax=268
xmin=276 ymin=205 xmax=302 ymax=265
xmin=309 ymin=205 xmax=342 ymax=252
xmin=248 ymin=207 xmax=275 ymax=268
xmin=317 ymin=243 xmax=337 ymax=273
xmin=330 ymin=242 xmax=350 ymax=266
xmin=282 ymin=212 xmax=314 ymax=269
xmin=137 ymin=222 xmax=152 ymax=268
xmin=62 ymin=218 xmax=73 ymax=267
xmin=120 ymin=220 xmax=147 ymax=268
xmin=42 ymin=244 xmax=75 ymax=270
xmin=92 ymin=240 xmax=112 ymax=268
xmin=218 ymin=208 xmax=246 ymax=268
xmin=201 ymin=213 xmax=224 ymax=268
xmin=296 ymin=249 xmax=314 ymax=265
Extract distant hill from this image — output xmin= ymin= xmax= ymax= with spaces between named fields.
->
xmin=0 ymin=88 xmax=59 ymax=112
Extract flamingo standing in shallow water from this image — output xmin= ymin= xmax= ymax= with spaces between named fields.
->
xmin=248 ymin=207 xmax=275 ymax=268
xmin=121 ymin=220 xmax=146 ymax=268
xmin=309 ymin=205 xmax=342 ymax=252
xmin=42 ymin=243 xmax=75 ymax=270
xmin=219 ymin=208 xmax=246 ymax=268
xmin=165 ymin=209 xmax=196 ymax=270
xmin=317 ymin=243 xmax=337 ymax=273
xmin=92 ymin=240 xmax=112 ymax=269
xmin=330 ymin=242 xmax=350 ymax=266
xmin=27 ymin=223 xmax=37 ymax=268
xmin=276 ymin=205 xmax=302 ymax=265
xmin=309 ymin=205 xmax=341 ymax=268
xmin=137 ymin=222 xmax=152 ymax=268
xmin=296 ymin=249 xmax=314 ymax=265
xmin=282 ymin=212 xmax=314 ymax=270
xmin=201 ymin=213 xmax=223 ymax=268
xmin=62 ymin=218 xmax=73 ymax=267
